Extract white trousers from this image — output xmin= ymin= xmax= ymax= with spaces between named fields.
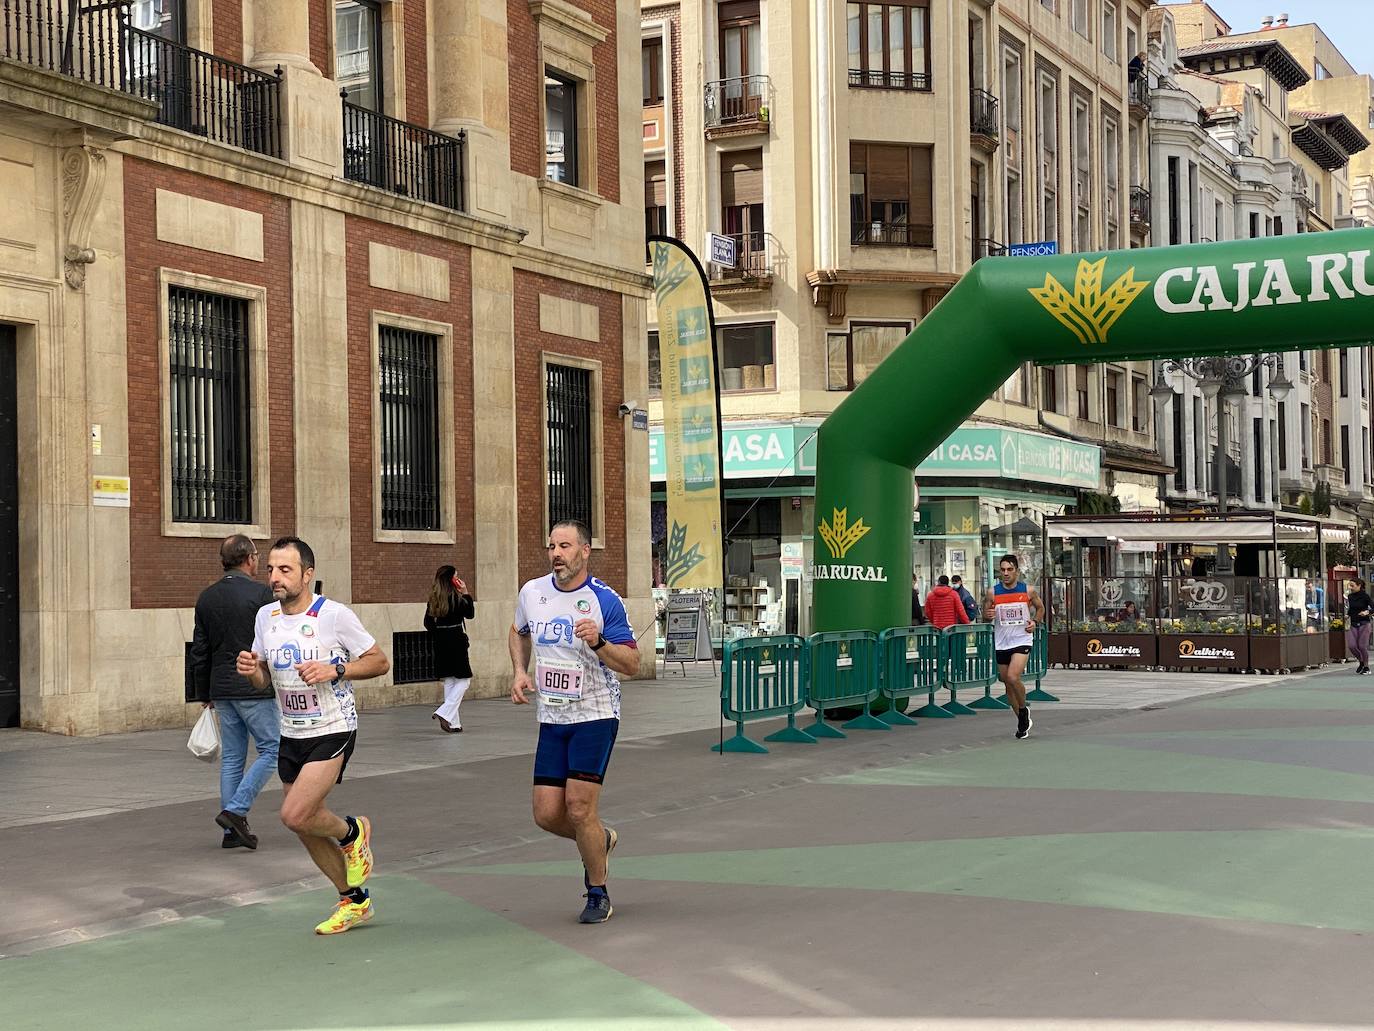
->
xmin=434 ymin=676 xmax=471 ymax=726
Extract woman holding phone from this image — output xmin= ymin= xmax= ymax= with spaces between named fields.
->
xmin=425 ymin=566 xmax=476 ymax=731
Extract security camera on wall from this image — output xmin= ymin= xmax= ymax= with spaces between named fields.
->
xmin=618 ymin=401 xmax=639 ymax=417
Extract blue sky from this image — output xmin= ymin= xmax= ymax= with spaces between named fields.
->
xmin=1195 ymin=1 xmax=1374 ymax=77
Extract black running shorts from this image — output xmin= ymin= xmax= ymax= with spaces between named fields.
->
xmin=278 ymin=730 xmax=356 ymax=784
xmin=996 ymin=646 xmax=1033 ymax=667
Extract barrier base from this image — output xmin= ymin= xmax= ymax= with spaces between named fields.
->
xmin=808 ymin=717 xmax=847 ymax=739
xmin=711 ymin=730 xmax=768 ymax=754
xmin=1026 ymin=686 xmax=1060 ymax=702
xmin=942 ymin=701 xmax=978 ymax=716
xmin=914 ymin=701 xmax=955 ymax=719
xmin=877 ymin=707 xmax=919 ymax=726
xmin=842 ymin=711 xmax=891 ymax=731
xmin=766 ymin=724 xmax=818 ymax=744
xmin=969 ymin=694 xmax=1012 ymax=710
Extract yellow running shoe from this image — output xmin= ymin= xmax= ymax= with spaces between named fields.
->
xmin=315 ymin=894 xmax=373 ymax=935
xmin=341 ymin=816 xmax=373 ymax=888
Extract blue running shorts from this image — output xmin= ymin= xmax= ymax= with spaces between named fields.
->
xmin=533 ymin=718 xmax=620 ymax=787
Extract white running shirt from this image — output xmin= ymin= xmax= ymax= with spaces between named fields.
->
xmin=513 ymin=574 xmax=636 ymax=725
xmin=251 ymin=595 xmax=376 ymax=739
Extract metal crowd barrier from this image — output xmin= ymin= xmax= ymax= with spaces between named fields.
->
xmin=942 ymin=624 xmax=1001 ymax=713
xmin=878 ymin=626 xmax=942 ymax=726
xmin=805 ymin=630 xmax=887 ymax=736
xmin=712 ymin=635 xmax=813 ymax=754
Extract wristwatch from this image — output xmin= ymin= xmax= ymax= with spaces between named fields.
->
xmin=590 ymin=634 xmax=607 ymax=651
xmin=330 ymin=658 xmax=347 ymax=684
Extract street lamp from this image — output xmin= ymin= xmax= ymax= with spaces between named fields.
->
xmin=1150 ymin=353 xmax=1291 ymax=570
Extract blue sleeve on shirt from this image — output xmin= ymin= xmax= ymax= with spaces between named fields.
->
xmin=589 ymin=579 xmax=635 ymax=644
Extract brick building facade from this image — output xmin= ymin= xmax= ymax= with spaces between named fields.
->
xmin=0 ymin=0 xmax=651 ymax=734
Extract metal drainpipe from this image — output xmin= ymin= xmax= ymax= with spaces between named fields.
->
xmin=816 ymin=0 xmax=832 ymax=268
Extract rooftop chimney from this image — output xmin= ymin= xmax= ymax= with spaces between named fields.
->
xmin=1261 ymin=15 xmax=1274 ymax=28
xmin=1276 ymin=13 xmax=1289 ymax=26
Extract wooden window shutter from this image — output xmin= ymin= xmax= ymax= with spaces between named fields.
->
xmin=646 ymin=160 xmax=667 ymax=207
xmin=721 ymin=148 xmax=764 ymax=206
xmin=869 ymin=145 xmax=909 ymax=202
xmin=910 ymin=145 xmax=934 ymax=225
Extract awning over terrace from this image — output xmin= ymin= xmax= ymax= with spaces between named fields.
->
xmin=1044 ymin=513 xmax=1350 ymax=545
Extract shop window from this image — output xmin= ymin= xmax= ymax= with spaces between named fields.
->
xmin=849 ymin=142 xmax=933 ymax=246
xmin=168 ymin=285 xmax=251 ymax=524
xmin=336 ymin=0 xmax=383 ymax=111
xmin=545 ymin=71 xmax=581 ymax=186
xmin=846 ymin=0 xmax=931 ymax=91
xmin=718 ymin=323 xmax=775 ymax=392
xmin=826 ymin=322 xmax=910 ymax=391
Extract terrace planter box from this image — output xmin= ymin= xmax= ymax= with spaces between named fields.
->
xmin=1048 ymin=632 xmax=1070 ymax=667
xmin=1305 ymin=631 xmax=1328 ymax=668
xmin=1069 ymin=633 xmax=1157 ymax=667
xmin=1331 ymin=628 xmax=1351 ymax=663
xmin=1248 ymin=634 xmax=1308 ymax=672
xmin=1160 ymin=633 xmax=1248 ymax=670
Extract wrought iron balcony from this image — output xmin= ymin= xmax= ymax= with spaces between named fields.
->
xmin=2 ymin=1 xmax=283 ymax=157
xmin=707 ymin=230 xmax=776 ymax=288
xmin=851 ymin=221 xmax=934 ymax=248
xmin=848 ymin=68 xmax=930 ymax=92
xmin=125 ymin=27 xmax=282 ymax=157
xmin=970 ymin=88 xmax=999 ymax=141
xmin=975 ymin=237 xmax=1007 ymax=259
xmin=703 ymin=74 xmax=770 ymax=137
xmin=342 ymin=94 xmax=466 ymax=211
xmin=1130 ymin=186 xmax=1151 ymax=226
xmin=1127 ymin=75 xmax=1150 ymax=113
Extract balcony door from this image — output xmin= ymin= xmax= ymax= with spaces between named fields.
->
xmin=721 ymin=148 xmax=765 ymax=275
xmin=128 ymin=0 xmax=191 ymax=131
xmin=719 ymin=1 xmax=761 ymax=121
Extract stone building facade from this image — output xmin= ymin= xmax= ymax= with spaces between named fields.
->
xmin=0 ymin=0 xmax=652 ymax=734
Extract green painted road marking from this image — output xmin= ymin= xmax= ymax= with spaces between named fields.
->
xmin=1192 ymin=688 xmax=1374 ymax=711
xmin=822 ymin=740 xmax=1374 ymax=802
xmin=2 ymin=876 xmax=724 ymax=1031
xmin=452 ymin=829 xmax=1374 ymax=933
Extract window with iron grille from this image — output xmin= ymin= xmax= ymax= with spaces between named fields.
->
xmin=391 ymin=631 xmax=436 ymax=684
xmin=379 ymin=326 xmax=441 ymax=530
xmin=168 ymin=285 xmax=252 ymax=523
xmin=546 ymin=362 xmax=594 ymax=534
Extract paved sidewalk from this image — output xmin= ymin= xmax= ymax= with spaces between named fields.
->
xmin=0 ymin=664 xmax=1311 ymax=829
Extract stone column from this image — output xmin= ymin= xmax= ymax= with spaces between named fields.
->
xmin=248 ymin=0 xmax=316 ymax=74
xmin=431 ymin=0 xmax=511 ymax=221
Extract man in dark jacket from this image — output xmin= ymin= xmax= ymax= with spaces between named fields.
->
xmin=188 ymin=535 xmax=278 ymax=849
xmin=951 ymin=575 xmax=980 ymax=621
xmin=910 ymin=574 xmax=926 ymax=625
xmin=925 ymin=575 xmax=972 ymax=630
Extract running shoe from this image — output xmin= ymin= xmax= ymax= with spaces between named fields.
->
xmin=341 ymin=816 xmax=373 ymax=887
xmin=315 ymin=893 xmax=373 ymax=935
xmin=578 ymin=888 xmax=613 ymax=924
xmin=1015 ymin=707 xmax=1033 ymax=740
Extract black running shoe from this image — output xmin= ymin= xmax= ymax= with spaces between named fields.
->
xmin=1015 ymin=707 xmax=1032 ymax=740
xmin=578 ymin=888 xmax=613 ymax=924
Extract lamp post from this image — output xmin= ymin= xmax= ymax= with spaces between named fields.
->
xmin=1151 ymin=354 xmax=1294 ymax=571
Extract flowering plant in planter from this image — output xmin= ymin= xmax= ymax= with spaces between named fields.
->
xmin=1330 ymin=617 xmax=1346 ymax=631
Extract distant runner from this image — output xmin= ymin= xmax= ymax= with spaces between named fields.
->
xmin=983 ymin=554 xmax=1046 ymax=740
xmin=236 ymin=536 xmax=390 ymax=934
xmin=509 ymin=520 xmax=640 ymax=924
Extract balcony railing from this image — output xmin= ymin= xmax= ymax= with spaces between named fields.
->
xmin=970 ymin=87 xmax=999 ymax=139
xmin=848 ymin=68 xmax=930 ymax=91
xmin=125 ymin=27 xmax=282 ymax=157
xmin=975 ymin=237 xmax=1007 ymax=259
xmin=708 ymin=230 xmax=775 ymax=283
xmin=342 ymin=94 xmax=466 ymax=211
xmin=1130 ymin=186 xmax=1151 ymax=225
xmin=851 ymin=221 xmax=934 ymax=248
xmin=1 ymin=1 xmax=283 ymax=157
xmin=1127 ymin=75 xmax=1150 ymax=111
xmin=704 ymin=74 xmax=770 ymax=131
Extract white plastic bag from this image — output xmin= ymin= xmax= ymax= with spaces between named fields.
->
xmin=188 ymin=707 xmax=220 ymax=762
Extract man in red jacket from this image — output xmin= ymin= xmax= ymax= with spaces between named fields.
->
xmin=925 ymin=575 xmax=972 ymax=630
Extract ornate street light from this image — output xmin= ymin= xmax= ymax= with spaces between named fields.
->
xmin=1148 ymin=353 xmax=1292 ymax=570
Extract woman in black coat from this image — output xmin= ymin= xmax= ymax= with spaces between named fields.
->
xmin=426 ymin=565 xmax=476 ymax=732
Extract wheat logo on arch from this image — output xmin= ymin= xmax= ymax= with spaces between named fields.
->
xmin=819 ymin=507 xmax=871 ymax=560
xmin=1029 ymin=257 xmax=1150 ymax=345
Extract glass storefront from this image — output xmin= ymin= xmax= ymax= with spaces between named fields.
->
xmin=912 ymin=496 xmax=1067 ymax=596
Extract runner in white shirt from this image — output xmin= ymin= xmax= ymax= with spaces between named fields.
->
xmin=982 ymin=553 xmax=1047 ymax=741
xmin=236 ymin=536 xmax=390 ymax=935
xmin=510 ymin=520 xmax=640 ymax=924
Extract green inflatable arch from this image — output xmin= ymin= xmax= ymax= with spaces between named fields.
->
xmin=813 ymin=230 xmax=1374 ymax=634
